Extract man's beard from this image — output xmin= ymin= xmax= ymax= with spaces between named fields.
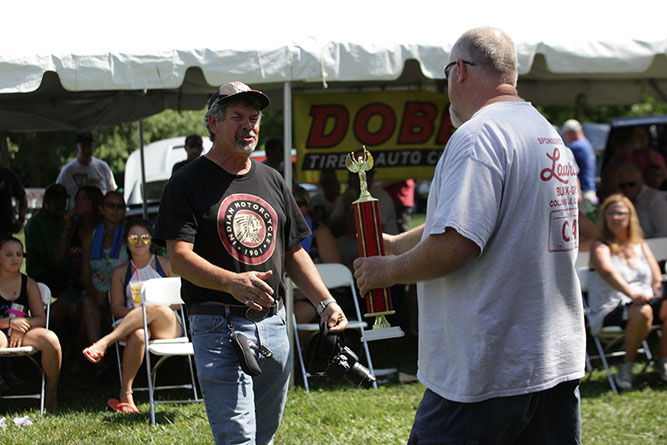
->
xmin=449 ymin=104 xmax=464 ymax=129
xmin=234 ymin=129 xmax=258 ymax=154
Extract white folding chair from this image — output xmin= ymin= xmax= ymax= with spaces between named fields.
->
xmin=138 ymin=277 xmax=202 ymax=426
xmin=292 ymin=263 xmax=379 ymax=391
xmin=109 ymin=292 xmax=192 ymax=394
xmin=0 ymin=282 xmax=52 ymax=414
xmin=577 ymin=268 xmax=655 ymax=393
xmin=645 ymin=237 xmax=667 ymax=262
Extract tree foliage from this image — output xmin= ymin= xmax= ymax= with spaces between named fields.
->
xmin=538 ymin=94 xmax=667 ymax=126
xmin=5 ymin=107 xmax=284 ymax=188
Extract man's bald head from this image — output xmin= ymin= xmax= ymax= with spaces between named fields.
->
xmin=451 ymin=27 xmax=518 ymax=87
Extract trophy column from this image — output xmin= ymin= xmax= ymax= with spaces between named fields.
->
xmin=346 ymin=147 xmax=404 ymax=341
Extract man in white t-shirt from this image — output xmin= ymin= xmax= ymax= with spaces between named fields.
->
xmin=354 ymin=27 xmax=585 ymax=444
xmin=56 ymin=132 xmax=117 ymax=208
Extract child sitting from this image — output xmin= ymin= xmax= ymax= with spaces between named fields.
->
xmin=0 ymin=236 xmax=62 ymax=410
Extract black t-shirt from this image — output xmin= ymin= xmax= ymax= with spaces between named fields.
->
xmin=0 ymin=274 xmax=30 ymax=332
xmin=154 ymin=157 xmax=310 ymax=306
xmin=171 ymin=159 xmax=188 ymax=174
xmin=0 ymin=166 xmax=26 ymax=235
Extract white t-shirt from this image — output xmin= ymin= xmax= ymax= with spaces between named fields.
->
xmin=56 ymin=157 xmax=117 ymax=206
xmin=635 ymin=185 xmax=667 ymax=238
xmin=417 ymin=101 xmax=586 ymax=403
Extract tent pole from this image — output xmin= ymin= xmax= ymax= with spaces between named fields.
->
xmin=284 ymin=82 xmax=293 ymax=190
xmin=283 ymin=81 xmax=296 ymax=389
xmin=138 ymin=120 xmax=148 ymax=220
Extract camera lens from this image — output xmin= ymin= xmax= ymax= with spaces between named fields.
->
xmin=309 ymin=324 xmax=376 ymax=389
xmin=347 ymin=362 xmax=376 ymax=389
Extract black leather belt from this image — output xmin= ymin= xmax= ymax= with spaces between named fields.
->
xmin=190 ymin=299 xmax=283 ymax=322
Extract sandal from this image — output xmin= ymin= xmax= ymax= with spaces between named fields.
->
xmin=107 ymin=398 xmax=139 ymax=414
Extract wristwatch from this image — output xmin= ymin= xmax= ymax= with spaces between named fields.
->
xmin=316 ymin=298 xmax=336 ymax=315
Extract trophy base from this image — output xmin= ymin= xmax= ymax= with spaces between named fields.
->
xmin=364 ymin=312 xmax=396 ymax=330
xmin=363 ymin=311 xmax=395 ymax=320
xmin=361 ymin=326 xmax=405 ymax=342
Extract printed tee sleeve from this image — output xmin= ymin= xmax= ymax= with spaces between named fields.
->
xmin=153 ymin=177 xmax=198 ymax=246
xmin=426 ymin=140 xmax=504 ymax=253
xmin=106 ymin=163 xmax=118 ymax=191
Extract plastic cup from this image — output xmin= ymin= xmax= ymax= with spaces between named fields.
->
xmin=130 ymin=281 xmax=142 ymax=306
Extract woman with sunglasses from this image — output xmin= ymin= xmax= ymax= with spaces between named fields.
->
xmin=588 ymin=194 xmax=667 ymax=389
xmin=82 ymin=219 xmax=181 ymax=414
xmin=80 ymin=191 xmax=128 ymax=362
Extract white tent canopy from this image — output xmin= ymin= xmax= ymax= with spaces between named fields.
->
xmin=1 ymin=0 xmax=666 ymax=132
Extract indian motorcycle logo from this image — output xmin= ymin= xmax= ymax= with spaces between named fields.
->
xmin=218 ymin=194 xmax=278 ymax=265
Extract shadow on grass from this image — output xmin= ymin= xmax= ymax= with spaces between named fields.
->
xmin=580 ymin=356 xmax=666 ymax=399
xmin=291 ymin=331 xmax=420 ymax=393
xmin=4 ymin=353 xmax=201 ymax=419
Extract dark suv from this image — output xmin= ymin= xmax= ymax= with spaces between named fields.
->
xmin=598 ymin=115 xmax=667 ymax=197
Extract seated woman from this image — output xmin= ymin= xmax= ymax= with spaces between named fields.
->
xmin=50 ymin=185 xmax=103 ymax=372
xmin=82 ymin=219 xmax=181 ymax=413
xmin=80 ymin=191 xmax=128 ymax=363
xmin=0 ymin=237 xmax=62 ymax=410
xmin=292 ymin=187 xmax=341 ymax=327
xmin=588 ymin=194 xmax=667 ymax=389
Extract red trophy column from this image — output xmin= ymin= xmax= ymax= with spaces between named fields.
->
xmin=346 ymin=147 xmax=404 ymax=341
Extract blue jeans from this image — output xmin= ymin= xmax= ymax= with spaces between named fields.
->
xmin=190 ymin=306 xmax=291 ymax=445
xmin=408 ymin=380 xmax=581 ymax=444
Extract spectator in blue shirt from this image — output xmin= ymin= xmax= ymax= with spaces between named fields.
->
xmin=563 ymin=119 xmax=598 ymax=213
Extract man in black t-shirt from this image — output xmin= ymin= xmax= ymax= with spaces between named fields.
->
xmin=0 ymin=165 xmax=27 ymax=236
xmin=171 ymin=134 xmax=203 ymax=174
xmin=154 ymin=81 xmax=347 ymax=444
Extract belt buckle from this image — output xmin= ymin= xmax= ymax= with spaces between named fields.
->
xmin=245 ymin=306 xmax=269 ymax=322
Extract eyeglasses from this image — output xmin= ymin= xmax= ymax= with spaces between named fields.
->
xmin=295 ymin=199 xmax=307 ymax=207
xmin=606 ymin=211 xmax=630 ymax=218
xmin=127 ymin=234 xmax=152 ymax=244
xmin=444 ymin=60 xmax=476 ymax=81
xmin=618 ymin=181 xmax=637 ymax=189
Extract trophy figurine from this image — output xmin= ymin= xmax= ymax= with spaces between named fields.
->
xmin=346 ymin=146 xmax=404 ymax=341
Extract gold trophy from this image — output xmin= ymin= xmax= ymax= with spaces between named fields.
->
xmin=346 ymin=146 xmax=404 ymax=341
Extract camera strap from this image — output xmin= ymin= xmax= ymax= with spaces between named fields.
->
xmin=225 ymin=306 xmax=272 ymax=376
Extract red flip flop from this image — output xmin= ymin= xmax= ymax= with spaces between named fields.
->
xmin=107 ymin=398 xmax=139 ymax=414
xmin=82 ymin=344 xmax=104 ymax=364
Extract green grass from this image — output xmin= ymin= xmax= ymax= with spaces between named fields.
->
xmin=1 ymin=335 xmax=665 ymax=444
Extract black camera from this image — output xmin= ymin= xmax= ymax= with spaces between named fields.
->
xmin=307 ymin=323 xmax=376 ymax=389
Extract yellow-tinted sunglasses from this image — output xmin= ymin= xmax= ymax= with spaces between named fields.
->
xmin=127 ymin=234 xmax=152 ymax=244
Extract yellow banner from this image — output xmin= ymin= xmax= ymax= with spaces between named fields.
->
xmin=293 ymin=90 xmax=453 ymax=184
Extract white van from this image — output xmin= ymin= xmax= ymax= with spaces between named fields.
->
xmin=123 ymin=136 xmax=212 ymax=211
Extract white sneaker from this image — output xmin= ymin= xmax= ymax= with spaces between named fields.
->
xmin=614 ymin=361 xmax=633 ymax=390
xmin=655 ymin=357 xmax=667 ymax=382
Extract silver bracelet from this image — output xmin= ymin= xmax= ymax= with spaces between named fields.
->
xmin=316 ymin=298 xmax=336 ymax=315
